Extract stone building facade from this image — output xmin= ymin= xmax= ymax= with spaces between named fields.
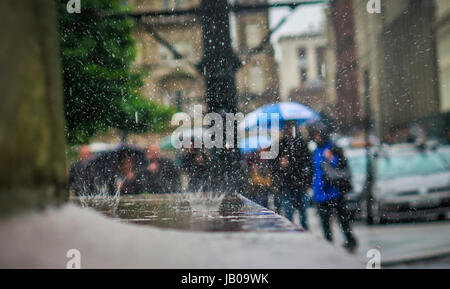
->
xmin=129 ymin=0 xmax=279 ymax=115
xmin=326 ymin=0 xmax=448 ymax=140
xmin=233 ymin=0 xmax=280 ymax=113
xmin=278 ymin=32 xmax=327 ymax=112
xmin=130 ymin=0 xmax=205 ymax=115
xmin=326 ymin=0 xmax=361 ymax=132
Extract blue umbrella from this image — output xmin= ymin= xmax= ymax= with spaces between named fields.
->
xmin=238 ymin=102 xmax=320 ymax=132
xmin=238 ymin=135 xmax=272 ymax=155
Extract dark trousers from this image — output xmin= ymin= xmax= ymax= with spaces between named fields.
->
xmin=277 ymin=190 xmax=310 ymax=230
xmin=317 ymin=196 xmax=356 ymax=245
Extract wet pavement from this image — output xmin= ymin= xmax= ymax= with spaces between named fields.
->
xmin=0 ymin=205 xmax=361 ymax=268
xmin=386 ymin=254 xmax=450 ymax=269
xmin=304 ymin=209 xmax=450 ymax=267
xmin=71 ymin=193 xmax=450 ymax=267
xmin=73 ymin=193 xmax=301 ymax=233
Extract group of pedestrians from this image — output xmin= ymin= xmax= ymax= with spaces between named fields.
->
xmin=69 ymin=140 xmax=215 ymax=197
xmin=244 ymin=120 xmax=358 ymax=250
xmin=69 ymin=144 xmax=181 ymax=196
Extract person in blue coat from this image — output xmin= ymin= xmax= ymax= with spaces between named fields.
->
xmin=310 ymin=121 xmax=357 ymax=250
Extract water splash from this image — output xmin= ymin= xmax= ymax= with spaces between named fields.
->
xmin=176 ymin=192 xmax=226 ymax=217
xmin=77 ymin=183 xmax=121 ymax=214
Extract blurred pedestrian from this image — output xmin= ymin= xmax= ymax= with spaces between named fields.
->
xmin=115 ymin=156 xmax=144 ymax=195
xmin=245 ymin=149 xmax=272 ymax=208
xmin=180 ymin=142 xmax=210 ymax=192
xmin=309 ymin=121 xmax=358 ymax=250
xmin=271 ymin=121 xmax=313 ymax=230
xmin=142 ymin=144 xmax=181 ymax=193
xmin=69 ymin=145 xmax=93 ymax=196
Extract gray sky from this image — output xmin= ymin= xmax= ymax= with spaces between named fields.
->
xmin=269 ymin=1 xmax=327 ymax=60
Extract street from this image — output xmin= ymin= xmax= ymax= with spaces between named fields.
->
xmin=298 ymin=209 xmax=450 ymax=268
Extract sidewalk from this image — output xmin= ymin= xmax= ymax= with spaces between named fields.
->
xmin=0 ymin=205 xmax=361 ymax=269
xmin=300 ymin=208 xmax=450 ymax=266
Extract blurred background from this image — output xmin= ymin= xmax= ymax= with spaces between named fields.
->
xmin=1 ymin=0 xmax=450 ymax=269
xmin=60 ymin=0 xmax=450 ymax=268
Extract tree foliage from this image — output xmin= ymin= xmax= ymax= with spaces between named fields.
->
xmin=57 ymin=0 xmax=174 ymax=144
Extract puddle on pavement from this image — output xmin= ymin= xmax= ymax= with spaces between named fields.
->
xmin=72 ymin=192 xmax=301 ymax=233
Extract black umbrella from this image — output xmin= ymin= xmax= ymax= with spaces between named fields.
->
xmin=84 ymin=145 xmax=149 ymax=195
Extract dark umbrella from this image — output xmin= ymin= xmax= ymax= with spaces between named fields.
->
xmin=85 ymin=145 xmax=148 ymax=195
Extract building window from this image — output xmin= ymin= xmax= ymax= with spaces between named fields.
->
xmin=174 ymin=42 xmax=193 ymax=60
xmin=300 ymin=68 xmax=308 ymax=84
xmin=249 ymin=65 xmax=264 ymax=94
xmin=159 ymin=45 xmax=170 ymax=60
xmin=246 ymin=24 xmax=262 ymax=49
xmin=175 ymin=91 xmax=183 ymax=111
xmin=298 ymin=47 xmax=308 ymax=84
xmin=316 ymin=46 xmax=325 ymax=80
xmin=161 ymin=0 xmax=170 ymax=9
xmin=174 ymin=0 xmax=182 ymax=8
xmin=298 ymin=47 xmax=307 ymax=68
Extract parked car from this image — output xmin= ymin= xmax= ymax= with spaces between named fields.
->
xmin=362 ymin=148 xmax=450 ymax=223
xmin=343 ymin=148 xmax=370 ymax=220
xmin=437 ymin=145 xmax=450 ymax=165
xmin=336 ymin=135 xmax=380 ymax=149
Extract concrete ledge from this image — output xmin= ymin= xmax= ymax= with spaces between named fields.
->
xmin=0 ymin=205 xmax=361 ymax=269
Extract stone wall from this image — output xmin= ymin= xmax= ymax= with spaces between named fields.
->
xmin=0 ymin=0 xmax=67 ymax=216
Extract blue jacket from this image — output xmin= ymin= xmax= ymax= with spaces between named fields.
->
xmin=313 ymin=141 xmax=341 ymax=203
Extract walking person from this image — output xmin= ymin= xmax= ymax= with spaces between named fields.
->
xmin=309 ymin=121 xmax=358 ymax=250
xmin=245 ymin=149 xmax=272 ymax=208
xmin=271 ymin=121 xmax=313 ymax=230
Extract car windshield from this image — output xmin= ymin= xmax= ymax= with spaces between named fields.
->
xmin=347 ymin=155 xmax=367 ymax=177
xmin=438 ymin=147 xmax=450 ymax=164
xmin=377 ymin=151 xmax=449 ymax=181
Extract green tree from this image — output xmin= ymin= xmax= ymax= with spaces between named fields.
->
xmin=57 ymin=0 xmax=174 ymax=144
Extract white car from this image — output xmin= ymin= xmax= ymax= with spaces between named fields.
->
xmin=437 ymin=145 xmax=450 ymax=165
xmin=363 ymin=148 xmax=450 ymax=223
